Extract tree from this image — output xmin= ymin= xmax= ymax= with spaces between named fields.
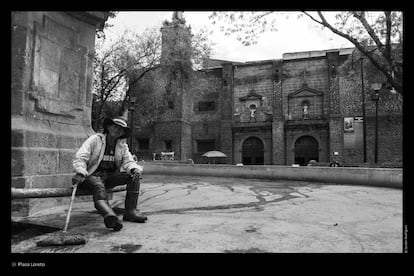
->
xmin=92 ymin=21 xmax=214 ymax=131
xmin=127 ymin=69 xmax=168 ymax=128
xmin=96 ymin=11 xmax=118 ymax=39
xmin=92 ymin=27 xmax=161 ymax=131
xmin=190 ymin=27 xmax=215 ymax=70
xmin=209 ymin=11 xmax=403 ymax=95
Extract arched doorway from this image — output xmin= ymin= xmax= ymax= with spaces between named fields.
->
xmin=294 ymin=136 xmax=319 ymax=166
xmin=242 ymin=137 xmax=264 ymax=165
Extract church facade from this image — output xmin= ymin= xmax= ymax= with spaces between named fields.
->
xmin=129 ymin=14 xmax=402 ymax=167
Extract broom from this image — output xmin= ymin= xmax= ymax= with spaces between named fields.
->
xmin=36 ymin=182 xmax=86 ymax=247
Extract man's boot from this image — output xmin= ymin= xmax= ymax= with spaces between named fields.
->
xmin=123 ymin=178 xmax=148 ymax=223
xmin=94 ymin=199 xmax=123 ymax=231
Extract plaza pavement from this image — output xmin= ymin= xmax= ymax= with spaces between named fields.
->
xmin=11 ymin=174 xmax=403 ymax=253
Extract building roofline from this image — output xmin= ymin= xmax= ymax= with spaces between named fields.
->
xmin=202 ymin=46 xmax=359 ymax=69
xmin=283 ymin=47 xmax=355 ymax=60
xmin=235 ymin=59 xmax=281 ymax=67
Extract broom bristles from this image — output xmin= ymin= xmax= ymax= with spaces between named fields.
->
xmin=36 ymin=233 xmax=86 ymax=247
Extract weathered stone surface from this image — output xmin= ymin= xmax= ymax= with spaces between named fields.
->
xmin=272 ymin=121 xmax=285 ymax=165
xmin=11 ymin=11 xmax=108 ymax=217
xmin=11 ymin=148 xmax=25 ymax=177
xmin=58 ymin=149 xmax=77 ymax=174
xmin=11 ymin=199 xmax=30 ymax=217
xmin=23 ymin=148 xmax=58 ymax=176
xmin=329 ymin=117 xmax=344 ymax=164
xmin=11 ymin=177 xmax=27 ymax=189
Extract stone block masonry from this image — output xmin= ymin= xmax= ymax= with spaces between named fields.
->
xmin=11 ymin=12 xmax=109 ymax=217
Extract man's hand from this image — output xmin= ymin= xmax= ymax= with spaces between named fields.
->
xmin=130 ymin=168 xmax=142 ymax=181
xmin=72 ymin=173 xmax=85 ymax=186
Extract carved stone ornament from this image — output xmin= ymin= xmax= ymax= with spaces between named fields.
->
xmin=29 ymin=15 xmax=88 ymax=118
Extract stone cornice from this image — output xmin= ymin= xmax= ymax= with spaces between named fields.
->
xmin=65 ymin=11 xmax=109 ymax=28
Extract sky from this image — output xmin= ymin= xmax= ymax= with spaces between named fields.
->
xmin=104 ymin=11 xmax=354 ymax=62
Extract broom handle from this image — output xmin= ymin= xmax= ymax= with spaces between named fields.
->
xmin=63 ymin=183 xmax=78 ymax=233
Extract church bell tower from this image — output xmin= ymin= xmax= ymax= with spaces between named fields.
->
xmin=157 ymin=11 xmax=193 ymax=160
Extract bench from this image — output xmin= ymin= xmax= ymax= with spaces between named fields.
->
xmin=11 ymin=185 xmax=127 ymax=199
xmin=307 ymin=162 xmax=340 ymax=167
xmin=161 ymin=151 xmax=175 ymax=160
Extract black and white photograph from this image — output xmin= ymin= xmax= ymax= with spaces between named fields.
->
xmin=10 ymin=10 xmax=404 ymax=260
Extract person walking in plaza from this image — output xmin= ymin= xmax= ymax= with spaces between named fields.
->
xmin=72 ymin=117 xmax=147 ymax=231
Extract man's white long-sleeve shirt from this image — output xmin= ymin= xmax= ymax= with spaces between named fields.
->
xmin=73 ymin=133 xmax=143 ymax=177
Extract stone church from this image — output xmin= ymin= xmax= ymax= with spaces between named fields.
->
xmin=129 ymin=13 xmax=402 ymax=167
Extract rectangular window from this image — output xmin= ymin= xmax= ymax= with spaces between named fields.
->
xmin=137 ymin=139 xmax=149 ymax=150
xmin=198 ymin=101 xmax=216 ymax=112
xmin=197 ymin=140 xmax=215 ymax=153
xmin=168 ymin=100 xmax=174 ymax=109
xmin=164 ymin=140 xmax=172 ymax=151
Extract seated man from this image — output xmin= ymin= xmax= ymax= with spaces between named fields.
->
xmin=72 ymin=117 xmax=147 ymax=231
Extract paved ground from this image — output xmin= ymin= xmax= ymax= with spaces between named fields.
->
xmin=11 ymin=175 xmax=403 ymax=253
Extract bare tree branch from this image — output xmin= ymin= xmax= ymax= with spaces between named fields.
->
xmin=301 ymin=11 xmax=324 ymax=25
xmin=351 ymin=11 xmax=394 ymax=68
xmin=384 ymin=11 xmax=392 ymax=63
xmin=250 ymin=11 xmax=274 ymax=24
xmin=314 ymin=11 xmax=401 ymax=94
xmin=120 ymin=63 xmax=161 ymax=113
xmin=351 ymin=11 xmax=384 ymax=49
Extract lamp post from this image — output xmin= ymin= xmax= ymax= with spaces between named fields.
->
xmin=370 ymin=84 xmax=381 ymax=164
xmin=129 ymin=96 xmax=137 ymax=153
xmin=360 ymin=58 xmax=367 ymax=163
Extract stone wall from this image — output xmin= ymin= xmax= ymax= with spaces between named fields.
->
xmin=189 ymin=68 xmax=230 ymax=163
xmin=143 ymin=163 xmax=402 ymax=189
xmin=326 ymin=51 xmax=344 ymax=164
xmin=191 ymin=69 xmax=222 ymax=122
xmin=282 ymin=57 xmax=330 ymax=119
xmin=153 ymin=121 xmax=181 ymax=152
xmin=272 ymin=60 xmax=285 ymax=165
xmin=365 ymin=115 xmax=403 ymax=165
xmin=220 ymin=63 xmax=235 ymax=163
xmin=192 ymin=120 xmax=221 ymax=163
xmin=338 ymin=52 xmax=403 ymax=166
xmin=281 ymin=55 xmax=331 ymax=165
xmin=233 ymin=62 xmax=274 ymax=118
xmin=230 ymin=62 xmax=274 ymax=164
xmin=11 ymin=11 xmax=108 ymax=216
